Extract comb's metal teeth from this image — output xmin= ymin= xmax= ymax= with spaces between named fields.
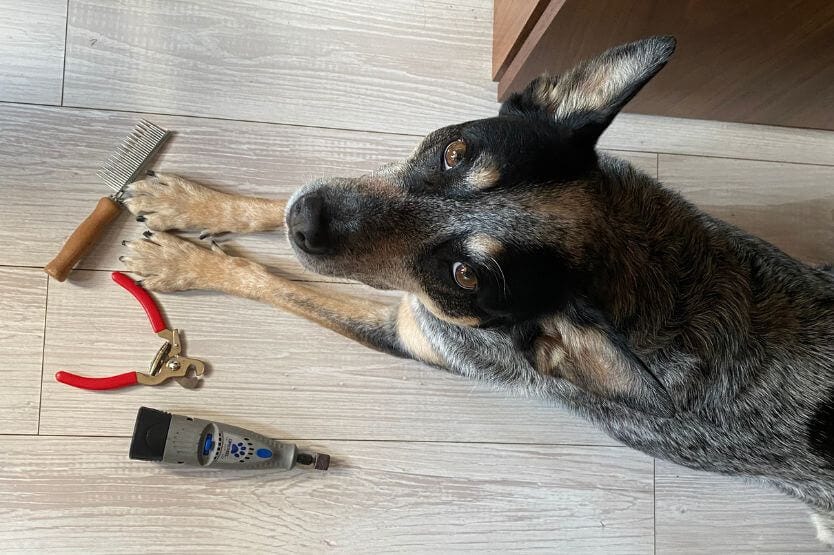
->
xmin=112 ymin=162 xmax=142 ymax=180
xmin=97 ymin=120 xmax=170 ymax=194
xmin=98 ymin=175 xmax=125 ymax=192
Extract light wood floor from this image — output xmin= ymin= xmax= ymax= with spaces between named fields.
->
xmin=1 ymin=1 xmax=833 ymax=552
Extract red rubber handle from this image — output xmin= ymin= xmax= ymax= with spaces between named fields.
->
xmin=55 ymin=371 xmax=139 ymax=390
xmin=111 ymin=271 xmax=167 ymax=333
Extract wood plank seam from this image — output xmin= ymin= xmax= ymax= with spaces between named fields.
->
xmin=59 ymin=0 xmax=68 ymax=106
xmin=2 ymin=100 xmax=833 ymax=167
xmin=36 ymin=277 xmax=50 ymax=435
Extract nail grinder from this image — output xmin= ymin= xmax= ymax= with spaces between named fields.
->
xmin=129 ymin=406 xmax=330 ymax=471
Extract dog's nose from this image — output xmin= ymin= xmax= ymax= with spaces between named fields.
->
xmin=288 ymin=192 xmax=331 ymax=254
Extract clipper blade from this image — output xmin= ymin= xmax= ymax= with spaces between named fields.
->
xmin=97 ymin=119 xmax=170 ymax=199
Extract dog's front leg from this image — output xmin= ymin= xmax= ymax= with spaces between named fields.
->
xmin=124 ymin=173 xmax=286 ymax=236
xmin=121 ymin=231 xmax=439 ymax=359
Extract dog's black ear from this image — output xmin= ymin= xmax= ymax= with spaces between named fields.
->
xmin=500 ymin=35 xmax=676 ymax=149
xmin=535 ymin=322 xmax=676 ymax=417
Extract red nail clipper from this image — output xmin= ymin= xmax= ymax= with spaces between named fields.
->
xmin=55 ymin=272 xmax=206 ymax=390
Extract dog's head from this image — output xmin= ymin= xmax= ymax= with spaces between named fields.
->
xmin=286 ymin=36 xmax=676 ymax=328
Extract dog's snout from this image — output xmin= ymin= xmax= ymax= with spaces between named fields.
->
xmin=288 ymin=192 xmax=331 ymax=255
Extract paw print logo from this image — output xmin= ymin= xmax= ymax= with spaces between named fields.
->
xmin=230 ymin=438 xmax=255 ymax=462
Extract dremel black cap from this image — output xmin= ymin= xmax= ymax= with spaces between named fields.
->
xmin=129 ymin=406 xmax=172 ymax=461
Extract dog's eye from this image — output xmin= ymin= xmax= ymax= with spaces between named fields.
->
xmin=443 ymin=139 xmax=467 ymax=170
xmin=452 ymin=262 xmax=478 ymax=290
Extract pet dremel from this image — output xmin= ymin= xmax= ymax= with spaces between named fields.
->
xmin=129 ymin=407 xmax=330 ymax=471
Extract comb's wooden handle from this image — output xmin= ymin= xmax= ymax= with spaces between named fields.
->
xmin=44 ymin=197 xmax=122 ymax=282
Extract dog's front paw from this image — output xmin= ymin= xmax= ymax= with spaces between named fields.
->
xmin=120 ymin=231 xmax=228 ymax=292
xmin=124 ymin=173 xmax=232 ymax=235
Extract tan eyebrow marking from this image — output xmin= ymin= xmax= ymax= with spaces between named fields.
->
xmin=466 ymin=154 xmax=501 ymax=190
xmin=465 ymin=233 xmax=503 ymax=258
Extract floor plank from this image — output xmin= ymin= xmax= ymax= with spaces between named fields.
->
xmin=0 ymin=268 xmax=46 ymax=434
xmin=659 ymin=154 xmax=834 ymax=265
xmin=603 ymin=113 xmax=834 ymax=167
xmin=0 ymin=436 xmax=652 ymax=553
xmin=655 ymin=461 xmax=828 ymax=553
xmin=62 ymin=0 xmax=498 ymax=136
xmin=40 ymin=270 xmax=614 ymax=444
xmin=0 ymin=0 xmax=66 ymax=105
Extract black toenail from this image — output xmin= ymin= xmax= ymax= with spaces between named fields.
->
xmin=121 ymin=240 xmax=128 ymax=246
xmin=136 ymin=215 xmax=146 ymax=222
xmin=118 ymin=256 xmax=125 ymax=262
xmin=143 ymin=230 xmax=152 ymax=238
xmin=146 ymin=169 xmax=156 ymax=176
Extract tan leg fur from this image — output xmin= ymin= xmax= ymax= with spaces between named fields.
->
xmin=122 ymin=232 xmax=399 ymax=351
xmin=125 ymin=173 xmax=286 ymax=235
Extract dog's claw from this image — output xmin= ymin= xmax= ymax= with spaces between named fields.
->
xmin=209 ymin=240 xmax=226 ymax=255
xmin=143 ymin=230 xmax=153 ymax=238
xmin=146 ymin=169 xmax=156 ymax=177
xmin=136 ymin=215 xmax=146 ymax=222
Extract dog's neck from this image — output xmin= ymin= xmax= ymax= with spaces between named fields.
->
xmin=581 ymin=158 xmax=755 ymax=361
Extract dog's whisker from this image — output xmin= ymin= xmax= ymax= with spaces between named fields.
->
xmin=485 ymin=255 xmax=509 ymax=300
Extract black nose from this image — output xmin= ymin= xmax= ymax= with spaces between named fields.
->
xmin=288 ymin=192 xmax=330 ymax=254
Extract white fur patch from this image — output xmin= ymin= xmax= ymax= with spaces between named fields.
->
xmin=811 ymin=512 xmax=834 ymax=545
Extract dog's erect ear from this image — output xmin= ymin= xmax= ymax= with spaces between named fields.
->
xmin=535 ymin=321 xmax=675 ymax=417
xmin=500 ymin=35 xmax=676 ymax=148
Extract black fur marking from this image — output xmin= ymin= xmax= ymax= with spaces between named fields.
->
xmin=809 ymin=390 xmax=834 ymax=467
xmin=403 ymin=117 xmax=596 ymax=196
xmin=476 ymin=245 xmax=580 ymax=325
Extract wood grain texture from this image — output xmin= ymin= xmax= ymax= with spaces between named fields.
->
xmin=659 ymin=154 xmax=834 ymax=265
xmin=0 ymin=0 xmax=67 ymax=105
xmin=497 ymin=0 xmax=834 ymax=131
xmin=40 ymin=270 xmax=613 ymax=444
xmin=492 ymin=0 xmax=548 ymax=80
xmin=600 ymin=113 xmax=834 ymax=167
xmin=0 ymin=268 xmax=46 ymax=434
xmin=0 ymin=437 xmax=652 ymax=553
xmin=62 ymin=0 xmax=498 ymax=136
xmin=655 ymin=461 xmax=828 ymax=553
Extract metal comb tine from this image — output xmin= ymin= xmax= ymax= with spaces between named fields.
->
xmin=97 ymin=120 xmax=170 ymax=196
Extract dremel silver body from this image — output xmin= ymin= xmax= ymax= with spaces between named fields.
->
xmin=165 ymin=413 xmax=297 ymax=469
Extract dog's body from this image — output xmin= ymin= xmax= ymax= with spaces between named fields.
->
xmin=121 ymin=37 xmax=834 ymax=543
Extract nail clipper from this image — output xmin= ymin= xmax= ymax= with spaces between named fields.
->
xmin=56 ymin=272 xmax=206 ymax=390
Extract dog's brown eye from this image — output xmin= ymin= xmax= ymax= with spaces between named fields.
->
xmin=443 ymin=139 xmax=467 ymax=170
xmin=452 ymin=262 xmax=478 ymax=290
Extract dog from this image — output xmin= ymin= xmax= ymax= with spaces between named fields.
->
xmin=120 ymin=36 xmax=834 ymax=544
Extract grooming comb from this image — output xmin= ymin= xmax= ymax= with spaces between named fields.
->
xmin=45 ymin=120 xmax=171 ymax=282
